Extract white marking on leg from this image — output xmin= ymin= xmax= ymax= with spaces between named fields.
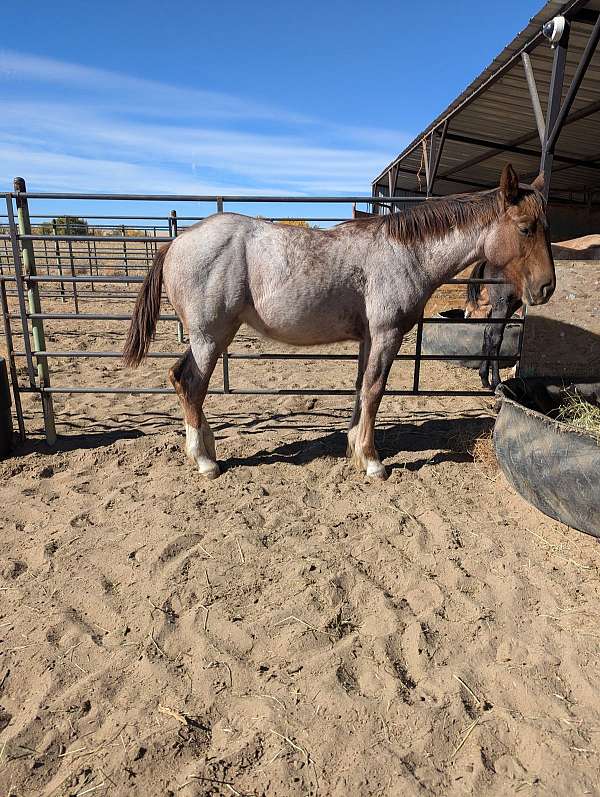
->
xmin=185 ymin=423 xmax=220 ymax=478
xmin=366 ymin=459 xmax=387 ymax=478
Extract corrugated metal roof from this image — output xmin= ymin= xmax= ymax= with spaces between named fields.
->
xmin=373 ymin=0 xmax=600 ymax=200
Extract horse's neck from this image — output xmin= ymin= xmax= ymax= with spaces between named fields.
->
xmin=416 ymin=224 xmax=487 ymax=290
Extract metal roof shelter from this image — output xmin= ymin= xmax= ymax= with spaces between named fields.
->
xmin=372 ymin=0 xmax=600 ymax=226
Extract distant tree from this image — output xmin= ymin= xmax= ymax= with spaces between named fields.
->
xmin=40 ymin=216 xmax=89 ymax=235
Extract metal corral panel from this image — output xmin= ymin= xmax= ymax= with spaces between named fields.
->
xmin=373 ymin=0 xmax=600 ymax=202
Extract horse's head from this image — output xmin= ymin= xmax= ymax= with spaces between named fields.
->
xmin=483 ymin=164 xmax=555 ymax=306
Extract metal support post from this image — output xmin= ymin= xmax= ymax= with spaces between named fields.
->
xmin=0 ymin=278 xmax=25 ymax=440
xmin=540 ymin=21 xmax=570 ymax=198
xmin=216 ymin=198 xmax=230 ymax=391
xmin=52 ymin=220 xmax=66 ymax=301
xmin=170 ymin=210 xmax=185 ymax=344
xmin=521 ymin=53 xmax=546 ymax=145
xmin=14 ymin=177 xmax=57 ymax=444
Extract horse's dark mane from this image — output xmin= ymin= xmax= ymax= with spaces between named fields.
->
xmin=345 ymin=187 xmax=544 ymax=246
xmin=467 ymin=260 xmax=487 ymax=305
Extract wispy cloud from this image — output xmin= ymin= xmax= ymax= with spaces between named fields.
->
xmin=0 ymin=49 xmax=411 ymax=196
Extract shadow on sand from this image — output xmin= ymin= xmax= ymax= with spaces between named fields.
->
xmin=221 ymin=414 xmax=494 ymax=474
xmin=520 ymin=315 xmax=600 ymax=378
xmin=6 ymin=412 xmax=494 ymax=475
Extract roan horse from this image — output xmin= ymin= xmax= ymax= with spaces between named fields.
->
xmin=123 ymin=164 xmax=554 ymax=480
xmin=464 ymin=260 xmax=523 ymax=390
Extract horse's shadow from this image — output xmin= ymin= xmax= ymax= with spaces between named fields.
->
xmin=221 ymin=415 xmax=493 ymax=473
xmin=8 ymin=415 xmax=492 ymax=474
xmin=9 ymin=428 xmax=144 ymax=457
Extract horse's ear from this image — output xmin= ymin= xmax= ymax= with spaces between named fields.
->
xmin=531 ymin=172 xmax=545 ymax=192
xmin=500 ymin=163 xmax=520 ymax=205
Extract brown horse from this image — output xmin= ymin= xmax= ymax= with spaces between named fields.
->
xmin=124 ymin=165 xmax=554 ymax=480
xmin=465 ymin=260 xmax=523 ymax=390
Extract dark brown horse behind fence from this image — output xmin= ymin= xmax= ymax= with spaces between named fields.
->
xmin=124 ymin=165 xmax=554 ymax=480
xmin=465 ymin=260 xmax=523 ymax=390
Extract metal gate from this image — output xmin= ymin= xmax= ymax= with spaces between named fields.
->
xmin=0 ymin=179 xmax=525 ymax=444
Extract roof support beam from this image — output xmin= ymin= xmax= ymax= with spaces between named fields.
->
xmin=371 ymin=0 xmax=594 ymax=186
xmin=437 ymin=97 xmax=600 ymax=181
xmin=427 ymin=120 xmax=449 ymax=196
xmin=572 ymin=8 xmax=599 ymax=24
xmin=521 ymin=52 xmax=546 ymax=145
xmin=421 ymin=140 xmax=430 ymax=195
xmin=547 ymin=13 xmax=600 ymax=152
xmin=540 ymin=19 xmax=571 ymax=197
xmin=442 ymin=131 xmax=600 ymax=171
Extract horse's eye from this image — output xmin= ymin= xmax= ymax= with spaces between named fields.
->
xmin=518 ymin=225 xmax=532 ymax=237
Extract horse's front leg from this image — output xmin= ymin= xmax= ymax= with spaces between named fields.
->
xmin=347 ymin=338 xmax=369 ymax=455
xmin=348 ymin=329 xmax=403 ymax=480
xmin=479 ymin=322 xmax=497 ymax=389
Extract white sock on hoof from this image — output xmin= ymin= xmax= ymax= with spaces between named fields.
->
xmin=185 ymin=424 xmax=219 ymax=477
xmin=366 ymin=459 xmax=387 ymax=478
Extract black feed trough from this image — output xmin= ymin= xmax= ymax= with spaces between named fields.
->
xmin=421 ymin=309 xmax=520 ymax=369
xmin=494 ymin=378 xmax=600 ymax=538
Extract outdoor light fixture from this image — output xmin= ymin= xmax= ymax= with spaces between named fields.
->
xmin=542 ymin=15 xmax=566 ymax=47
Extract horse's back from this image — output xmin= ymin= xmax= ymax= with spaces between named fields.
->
xmin=163 ymin=213 xmax=369 ymax=345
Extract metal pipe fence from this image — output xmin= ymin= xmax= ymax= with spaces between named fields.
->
xmin=0 ymin=181 xmax=525 ymax=444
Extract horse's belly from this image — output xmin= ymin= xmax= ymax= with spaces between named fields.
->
xmin=242 ymin=299 xmax=362 ymax=346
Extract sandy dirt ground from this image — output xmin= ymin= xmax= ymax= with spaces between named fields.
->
xmin=1 ymin=261 xmax=600 ymax=797
xmin=552 ymin=235 xmax=600 ymax=260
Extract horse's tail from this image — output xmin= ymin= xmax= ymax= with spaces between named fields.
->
xmin=123 ymin=242 xmax=171 ymax=367
xmin=466 ymin=260 xmax=486 ymax=308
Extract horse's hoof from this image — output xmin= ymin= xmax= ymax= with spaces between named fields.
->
xmin=366 ymin=461 xmax=388 ymax=480
xmin=198 ymin=463 xmax=221 ymax=480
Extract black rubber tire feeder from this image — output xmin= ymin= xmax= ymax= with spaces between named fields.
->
xmin=0 ymin=356 xmax=13 ymax=458
xmin=421 ymin=309 xmax=520 ymax=369
xmin=494 ymin=378 xmax=600 ymax=538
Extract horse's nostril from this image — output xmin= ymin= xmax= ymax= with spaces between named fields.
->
xmin=540 ymin=281 xmax=554 ymax=300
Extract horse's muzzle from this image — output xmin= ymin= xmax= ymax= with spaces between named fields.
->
xmin=524 ymin=279 xmax=555 ymax=306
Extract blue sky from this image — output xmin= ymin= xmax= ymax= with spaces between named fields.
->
xmin=0 ymin=0 xmax=542 ymax=218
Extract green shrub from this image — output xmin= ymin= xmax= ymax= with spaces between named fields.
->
xmin=40 ymin=216 xmax=89 ymax=235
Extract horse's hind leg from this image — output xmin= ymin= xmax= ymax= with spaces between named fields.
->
xmin=169 ymin=336 xmax=224 ymax=479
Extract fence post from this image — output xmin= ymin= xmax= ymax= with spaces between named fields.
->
xmin=53 ymin=220 xmax=66 ymax=301
xmin=169 ymin=210 xmax=185 ymax=344
xmin=514 ymin=305 xmax=528 ymax=378
xmin=87 ymin=239 xmax=95 ymax=292
xmin=0 ymin=277 xmax=25 ymax=441
xmin=67 ymin=231 xmax=79 ymax=314
xmin=216 ymin=198 xmax=230 ymax=392
xmin=14 ymin=177 xmax=57 ymax=445
xmin=92 ymin=238 xmax=99 ymax=276
xmin=412 ymin=316 xmax=424 ymax=393
xmin=122 ymin=224 xmax=129 ymax=283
